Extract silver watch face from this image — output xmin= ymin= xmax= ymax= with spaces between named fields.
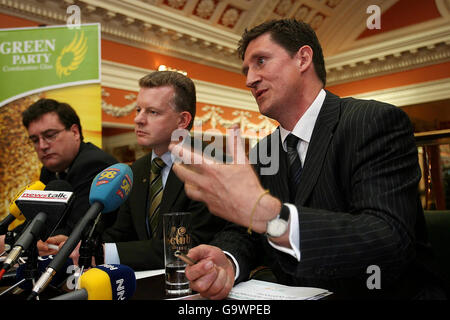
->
xmin=267 ymin=219 xmax=288 ymax=238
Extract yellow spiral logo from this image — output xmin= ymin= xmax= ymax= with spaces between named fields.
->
xmin=55 ymin=31 xmax=88 ymax=78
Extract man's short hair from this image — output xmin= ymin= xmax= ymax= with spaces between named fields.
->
xmin=22 ymin=98 xmax=84 ymax=141
xmin=139 ymin=71 xmax=196 ymax=130
xmin=237 ymin=19 xmax=327 ymax=86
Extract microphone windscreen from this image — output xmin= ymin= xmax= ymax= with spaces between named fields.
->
xmin=79 ymin=268 xmax=112 ymax=300
xmin=9 ymin=181 xmax=46 ymax=220
xmin=89 ymin=163 xmax=133 ymax=213
xmin=80 ymin=264 xmax=136 ymax=300
xmin=7 ymin=218 xmax=25 ymax=231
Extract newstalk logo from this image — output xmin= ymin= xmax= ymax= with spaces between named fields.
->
xmin=17 ymin=190 xmax=73 ymax=203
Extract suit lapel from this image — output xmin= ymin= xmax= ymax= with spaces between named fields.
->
xmin=133 ymin=153 xmax=153 ymax=239
xmin=257 ymin=128 xmax=291 ymax=203
xmin=295 ymin=91 xmax=341 ymax=205
xmin=160 ymin=166 xmax=184 ymax=214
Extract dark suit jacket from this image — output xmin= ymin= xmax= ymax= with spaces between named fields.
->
xmin=102 ymin=152 xmax=226 ymax=271
xmin=212 ymin=91 xmax=443 ymax=299
xmin=40 ymin=142 xmax=118 ymax=236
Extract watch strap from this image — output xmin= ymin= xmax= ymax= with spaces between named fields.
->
xmin=278 ymin=203 xmax=290 ymax=222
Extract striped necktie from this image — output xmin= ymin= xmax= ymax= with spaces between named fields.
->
xmin=148 ymin=157 xmax=166 ymax=237
xmin=286 ymin=134 xmax=302 ymax=202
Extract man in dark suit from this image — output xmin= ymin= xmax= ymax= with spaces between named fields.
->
xmin=98 ymin=71 xmax=226 ymax=271
xmin=169 ymin=19 xmax=446 ymax=299
xmin=20 ymin=99 xmax=118 ymax=254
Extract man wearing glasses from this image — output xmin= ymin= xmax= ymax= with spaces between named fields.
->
xmin=21 ymin=98 xmax=118 ymax=253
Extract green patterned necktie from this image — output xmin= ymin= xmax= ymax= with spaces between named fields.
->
xmin=148 ymin=157 xmax=166 ymax=237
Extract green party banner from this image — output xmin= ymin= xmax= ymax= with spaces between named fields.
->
xmin=0 ymin=23 xmax=100 ymax=107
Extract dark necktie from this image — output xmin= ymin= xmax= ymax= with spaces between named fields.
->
xmin=148 ymin=157 xmax=166 ymax=237
xmin=286 ymin=134 xmax=302 ymax=201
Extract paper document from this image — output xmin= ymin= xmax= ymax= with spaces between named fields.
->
xmin=227 ymin=279 xmax=332 ymax=300
xmin=135 ymin=269 xmax=165 ymax=280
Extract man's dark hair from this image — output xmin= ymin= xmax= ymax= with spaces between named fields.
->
xmin=22 ymin=98 xmax=84 ymax=141
xmin=237 ymin=19 xmax=327 ymax=86
xmin=139 ymin=71 xmax=196 ymax=130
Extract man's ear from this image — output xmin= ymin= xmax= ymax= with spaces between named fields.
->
xmin=69 ymin=123 xmax=81 ymax=140
xmin=296 ymin=45 xmax=313 ymax=73
xmin=178 ymin=111 xmax=193 ymax=130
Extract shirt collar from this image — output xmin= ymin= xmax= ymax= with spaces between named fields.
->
xmin=279 ymin=89 xmax=326 ymax=150
xmin=151 ymin=150 xmax=173 ymax=168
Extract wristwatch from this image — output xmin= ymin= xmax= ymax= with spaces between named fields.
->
xmin=266 ymin=204 xmax=290 ymax=238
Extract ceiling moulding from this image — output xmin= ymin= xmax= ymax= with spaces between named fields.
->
xmin=327 ymin=21 xmax=450 ymax=66
xmin=351 ymin=79 xmax=450 ymax=107
xmin=86 ymin=0 xmax=240 ymax=47
xmin=0 ymin=0 xmax=243 ymax=72
xmin=80 ymin=0 xmax=243 ymax=70
xmin=436 ymin=0 xmax=450 ymax=18
xmin=316 ymin=0 xmax=398 ymax=57
xmin=101 ymin=60 xmax=258 ymax=112
xmin=0 ymin=0 xmax=67 ymax=25
xmin=325 ymin=23 xmax=450 ymax=85
xmin=3 ymin=0 xmax=448 ymax=86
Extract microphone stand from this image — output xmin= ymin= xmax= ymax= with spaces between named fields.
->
xmin=22 ymin=242 xmax=40 ymax=299
xmin=3 ymin=222 xmax=24 ymax=255
xmin=78 ymin=237 xmax=94 ymax=271
xmin=4 ymin=230 xmax=15 ymax=254
xmin=93 ymin=234 xmax=104 ymax=266
xmin=75 ymin=213 xmax=102 ymax=288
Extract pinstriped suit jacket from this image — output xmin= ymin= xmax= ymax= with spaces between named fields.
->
xmin=211 ymin=91 xmax=439 ymax=298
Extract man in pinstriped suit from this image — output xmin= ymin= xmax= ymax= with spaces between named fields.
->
xmin=170 ymin=19 xmax=447 ymax=299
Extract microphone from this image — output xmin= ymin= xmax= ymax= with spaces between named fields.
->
xmin=0 ymin=215 xmax=15 ymax=235
xmin=0 ymin=212 xmax=47 ymax=277
xmin=9 ymin=181 xmax=46 ymax=222
xmin=0 ymin=255 xmax=73 ymax=298
xmin=16 ymin=255 xmax=72 ymax=290
xmin=0 ymin=269 xmax=19 ymax=287
xmin=0 ymin=181 xmax=46 ymax=235
xmin=50 ymin=264 xmax=136 ymax=300
xmin=0 ymin=181 xmax=73 ymax=279
xmin=14 ymin=180 xmax=73 ymax=241
xmin=29 ymin=163 xmax=133 ymax=299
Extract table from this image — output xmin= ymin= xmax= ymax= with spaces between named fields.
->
xmin=0 ymin=272 xmax=190 ymax=300
xmin=132 ymin=273 xmax=169 ymax=300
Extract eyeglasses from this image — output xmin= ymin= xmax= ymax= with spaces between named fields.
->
xmin=29 ymin=128 xmax=66 ymax=146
